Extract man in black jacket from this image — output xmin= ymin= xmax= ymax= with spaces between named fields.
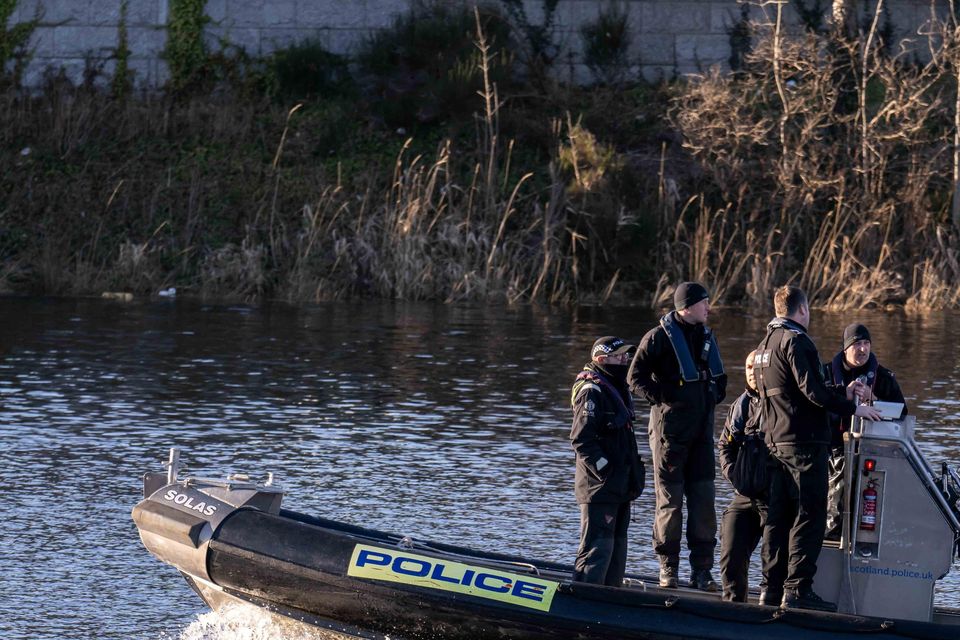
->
xmin=755 ymin=287 xmax=881 ymax=611
xmin=629 ymin=282 xmax=726 ymax=591
xmin=570 ymin=336 xmax=646 ymax=586
xmin=823 ymin=323 xmax=907 ymax=540
xmin=718 ymin=350 xmax=768 ymax=602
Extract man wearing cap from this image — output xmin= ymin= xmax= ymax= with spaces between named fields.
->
xmin=628 ymin=282 xmax=726 ymax=591
xmin=754 ymin=287 xmax=881 ymax=612
xmin=823 ymin=323 xmax=907 ymax=540
xmin=570 ymin=336 xmax=646 ymax=586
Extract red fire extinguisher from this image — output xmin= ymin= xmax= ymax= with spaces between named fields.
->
xmin=860 ymin=480 xmax=878 ymax=531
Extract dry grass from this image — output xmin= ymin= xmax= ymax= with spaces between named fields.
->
xmin=1 ymin=1 xmax=659 ymax=305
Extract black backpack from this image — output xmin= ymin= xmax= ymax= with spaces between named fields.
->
xmin=730 ymin=434 xmax=770 ymax=499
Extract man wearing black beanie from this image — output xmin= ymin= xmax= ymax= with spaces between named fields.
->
xmin=628 ymin=281 xmax=727 ymax=591
xmin=823 ymin=323 xmax=906 ymax=540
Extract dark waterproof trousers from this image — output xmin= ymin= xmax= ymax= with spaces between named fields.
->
xmin=649 ymin=415 xmax=717 ymax=570
xmin=824 ymin=447 xmax=845 ymax=541
xmin=761 ymin=443 xmax=829 ymax=594
xmin=573 ymin=502 xmax=631 ymax=586
xmin=719 ymin=493 xmax=767 ymax=602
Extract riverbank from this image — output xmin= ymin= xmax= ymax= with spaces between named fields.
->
xmin=3 ymin=3 xmax=960 ymax=309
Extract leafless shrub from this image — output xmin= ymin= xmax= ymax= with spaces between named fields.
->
xmin=667 ymin=3 xmax=960 ymax=309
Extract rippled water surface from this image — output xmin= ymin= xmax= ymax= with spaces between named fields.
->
xmin=1 ymin=297 xmax=959 ymax=640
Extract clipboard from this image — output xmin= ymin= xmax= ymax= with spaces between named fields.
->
xmin=872 ymin=400 xmax=905 ymax=420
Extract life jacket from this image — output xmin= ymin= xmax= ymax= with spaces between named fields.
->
xmin=570 ymin=368 xmax=635 ymax=425
xmin=660 ymin=311 xmax=724 ymax=383
xmin=726 ymin=389 xmax=762 ymax=441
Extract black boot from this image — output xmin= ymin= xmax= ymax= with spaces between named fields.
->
xmin=690 ymin=569 xmax=719 ymax=592
xmin=781 ymin=588 xmax=837 ymax=612
xmin=758 ymin=590 xmax=782 ymax=606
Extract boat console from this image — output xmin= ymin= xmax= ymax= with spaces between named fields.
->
xmin=816 ymin=416 xmax=960 ymax=622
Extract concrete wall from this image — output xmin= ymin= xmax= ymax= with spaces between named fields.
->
xmin=3 ymin=0 xmax=944 ymax=88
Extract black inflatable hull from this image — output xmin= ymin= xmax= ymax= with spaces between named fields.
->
xmin=131 ymin=462 xmax=960 ymax=640
xmin=193 ymin=508 xmax=958 ymax=640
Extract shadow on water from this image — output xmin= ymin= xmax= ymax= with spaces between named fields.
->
xmin=0 ymin=297 xmax=957 ymax=639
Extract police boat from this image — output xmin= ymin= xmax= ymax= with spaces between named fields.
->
xmin=134 ymin=427 xmax=960 ymax=640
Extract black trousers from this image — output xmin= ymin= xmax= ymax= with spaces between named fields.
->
xmin=649 ymin=416 xmax=717 ymax=570
xmin=573 ymin=502 xmax=631 ymax=586
xmin=719 ymin=493 xmax=767 ymax=602
xmin=761 ymin=443 xmax=829 ymax=594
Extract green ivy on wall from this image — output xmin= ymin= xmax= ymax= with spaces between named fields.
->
xmin=112 ymin=0 xmax=132 ymax=97
xmin=0 ymin=0 xmax=40 ymax=86
xmin=164 ymin=0 xmax=209 ymax=91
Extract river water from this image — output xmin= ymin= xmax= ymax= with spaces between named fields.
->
xmin=1 ymin=297 xmax=958 ymax=640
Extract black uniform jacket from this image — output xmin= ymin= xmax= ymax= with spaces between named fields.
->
xmin=755 ymin=317 xmax=856 ymax=446
xmin=570 ymin=363 xmax=645 ymax=504
xmin=826 ymin=352 xmax=907 ymax=446
xmin=718 ymin=389 xmax=761 ymax=482
xmin=628 ymin=316 xmax=727 ymax=440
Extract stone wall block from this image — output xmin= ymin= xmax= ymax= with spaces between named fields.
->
xmin=55 ymin=58 xmax=88 ymax=85
xmin=711 ymin=1 xmax=808 ymax=33
xmin=634 ymin=33 xmax=674 ymax=66
xmin=206 ymin=0 xmax=228 ymax=24
xmin=53 ymin=26 xmax=119 ymax=57
xmin=263 ymin=0 xmax=296 ymax=27
xmin=126 ymin=0 xmax=162 ymax=26
xmin=225 ymin=0 xmax=265 ymax=26
xmin=207 ymin=26 xmax=262 ymax=53
xmin=88 ymin=1 xmax=124 ymax=26
xmin=16 ymin=0 xmax=51 ymax=23
xmin=38 ymin=0 xmax=88 ymax=24
xmin=557 ymin=0 xmax=601 ymax=30
xmin=26 ymin=25 xmax=56 ymax=58
xmin=753 ymin=2 xmax=805 ymax=32
xmin=127 ymin=26 xmax=167 ymax=58
xmin=710 ymin=2 xmax=752 ymax=34
xmin=261 ymin=27 xmax=318 ymax=51
xmin=364 ymin=0 xmax=416 ymax=30
xmin=518 ymin=0 xmax=546 ymax=26
xmin=675 ymin=34 xmax=729 ymax=73
xmin=127 ymin=57 xmax=153 ymax=86
xmin=640 ymin=2 xmax=711 ymax=34
xmin=21 ymin=63 xmax=46 ymax=88
xmin=327 ymin=28 xmax=368 ymax=56
xmin=298 ymin=2 xmax=369 ymax=29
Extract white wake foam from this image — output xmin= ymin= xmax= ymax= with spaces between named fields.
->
xmin=165 ymin=603 xmax=363 ymax=640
